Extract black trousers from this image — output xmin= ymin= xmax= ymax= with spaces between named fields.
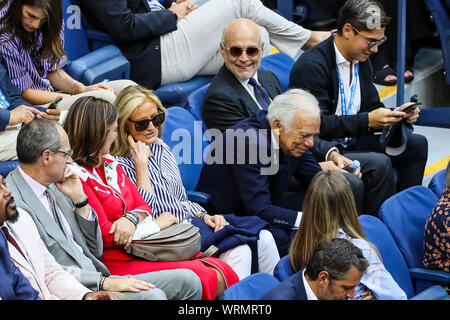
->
xmin=345 ymin=133 xmax=428 ymax=214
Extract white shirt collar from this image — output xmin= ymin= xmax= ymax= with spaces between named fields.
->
xmin=333 ymin=41 xmax=359 ymax=66
xmin=235 ymin=71 xmax=259 ymax=87
xmin=302 ymin=269 xmax=318 ymax=300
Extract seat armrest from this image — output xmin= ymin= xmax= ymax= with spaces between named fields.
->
xmin=85 ymin=29 xmax=114 ymax=43
xmin=409 ymin=267 xmax=450 ymax=283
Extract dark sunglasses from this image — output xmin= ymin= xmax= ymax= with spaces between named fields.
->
xmin=222 ymin=43 xmax=261 ymax=57
xmin=128 ymin=112 xmax=165 ymax=132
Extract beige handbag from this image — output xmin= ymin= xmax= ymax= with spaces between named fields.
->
xmin=126 ymin=223 xmax=217 ymax=262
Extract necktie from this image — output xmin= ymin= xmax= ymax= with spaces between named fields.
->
xmin=1 ymin=226 xmax=26 ymax=259
xmin=248 ymin=78 xmax=271 ymax=110
xmin=45 ymin=188 xmax=65 ymax=232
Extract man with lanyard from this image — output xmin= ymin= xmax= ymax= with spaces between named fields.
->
xmin=289 ymin=0 xmax=428 ymax=215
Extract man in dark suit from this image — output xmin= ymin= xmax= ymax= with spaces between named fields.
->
xmin=0 ymin=175 xmax=40 ymax=300
xmin=0 ymin=55 xmax=60 ymax=161
xmin=73 ymin=0 xmax=330 ymax=90
xmin=289 ymin=0 xmax=428 ymax=215
xmin=198 ymin=89 xmax=329 ymax=256
xmin=203 ymin=18 xmax=365 ymax=214
xmin=261 ymin=238 xmax=368 ymax=300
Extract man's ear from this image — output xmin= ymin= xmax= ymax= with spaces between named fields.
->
xmin=220 ymin=42 xmax=226 ymax=58
xmin=342 ymin=23 xmax=355 ymax=39
xmin=41 ymin=150 xmax=52 ymax=166
xmin=317 ymin=271 xmax=330 ymax=288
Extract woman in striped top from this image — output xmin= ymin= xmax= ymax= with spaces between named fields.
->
xmin=112 ymin=85 xmax=280 ymax=280
xmin=0 ymin=0 xmax=114 ymax=107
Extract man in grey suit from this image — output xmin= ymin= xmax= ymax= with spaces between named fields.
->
xmin=6 ymin=119 xmax=202 ymax=300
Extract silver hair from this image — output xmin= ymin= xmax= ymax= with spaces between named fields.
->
xmin=267 ymin=89 xmax=320 ymax=133
xmin=16 ymin=119 xmax=61 ymax=164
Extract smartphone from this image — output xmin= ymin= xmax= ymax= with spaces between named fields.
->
xmin=48 ymin=97 xmax=62 ymax=109
xmin=394 ymin=102 xmax=421 ymax=113
xmin=402 ymin=102 xmax=422 ymax=113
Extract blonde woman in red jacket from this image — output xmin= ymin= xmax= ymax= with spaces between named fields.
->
xmin=63 ymin=96 xmax=239 ymax=300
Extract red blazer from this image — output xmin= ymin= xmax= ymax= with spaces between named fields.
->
xmin=75 ymin=156 xmax=151 ymax=260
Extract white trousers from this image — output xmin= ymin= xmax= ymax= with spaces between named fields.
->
xmin=160 ymin=0 xmax=311 ymax=84
xmin=219 ymin=229 xmax=280 ymax=280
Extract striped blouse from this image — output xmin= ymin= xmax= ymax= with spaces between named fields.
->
xmin=0 ymin=2 xmax=67 ymax=92
xmin=115 ymin=138 xmax=205 ymax=223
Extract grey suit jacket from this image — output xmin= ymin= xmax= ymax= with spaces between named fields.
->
xmin=6 ymin=167 xmax=111 ymax=291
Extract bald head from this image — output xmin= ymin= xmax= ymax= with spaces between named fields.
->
xmin=220 ymin=19 xmax=264 ymax=80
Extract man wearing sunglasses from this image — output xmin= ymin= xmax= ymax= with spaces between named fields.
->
xmin=289 ymin=0 xmax=428 ymax=215
xmin=203 ymin=18 xmax=365 ymax=215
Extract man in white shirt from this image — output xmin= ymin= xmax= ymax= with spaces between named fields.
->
xmin=261 ymin=238 xmax=369 ymax=300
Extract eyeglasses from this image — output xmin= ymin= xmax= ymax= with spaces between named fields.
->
xmin=128 ymin=112 xmax=165 ymax=132
xmin=352 ymin=26 xmax=387 ymax=48
xmin=221 ymin=43 xmax=262 ymax=57
xmin=52 ymin=149 xmax=73 ymax=158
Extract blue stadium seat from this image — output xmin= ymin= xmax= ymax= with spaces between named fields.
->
xmin=415 ymin=107 xmax=450 ymax=127
xmin=220 ymin=273 xmax=280 ymax=300
xmin=62 ymin=0 xmax=130 ymax=85
xmin=424 ymin=0 xmax=450 ymax=85
xmin=378 ymin=186 xmax=450 ymax=292
xmin=260 ymin=53 xmax=295 ymax=91
xmin=0 ymin=160 xmax=18 ymax=178
xmin=428 ymin=168 xmax=447 ymax=197
xmin=155 ymin=76 xmax=213 ymax=108
xmin=273 ymin=254 xmax=294 ymax=281
xmin=161 ymin=107 xmax=211 ymax=203
xmin=359 ymin=215 xmax=449 ymax=299
xmin=184 ymin=83 xmax=210 ymax=133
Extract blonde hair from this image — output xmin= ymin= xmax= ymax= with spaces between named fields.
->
xmin=112 ymin=85 xmax=165 ymax=157
xmin=289 ymin=171 xmax=375 ymax=272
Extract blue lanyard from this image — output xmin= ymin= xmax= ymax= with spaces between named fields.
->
xmin=337 ymin=63 xmax=359 ymax=116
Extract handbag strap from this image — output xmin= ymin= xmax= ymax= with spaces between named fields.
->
xmin=194 ymin=245 xmax=219 ymax=260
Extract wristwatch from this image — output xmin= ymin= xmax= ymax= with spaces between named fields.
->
xmin=74 ymin=197 xmax=89 ymax=209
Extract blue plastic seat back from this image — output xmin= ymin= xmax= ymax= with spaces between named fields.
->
xmin=260 ymin=53 xmax=295 ymax=91
xmin=62 ymin=0 xmax=90 ymax=61
xmin=359 ymin=215 xmax=416 ymax=298
xmin=428 ymin=169 xmax=447 ymax=197
xmin=185 ymin=83 xmax=210 ymax=122
xmin=220 ymin=273 xmax=280 ymax=300
xmin=155 ymin=76 xmax=213 ymax=108
xmin=162 ymin=107 xmax=210 ymax=191
xmin=0 ymin=160 xmax=19 ymax=178
xmin=273 ymin=254 xmax=294 ymax=281
xmin=415 ymin=107 xmax=450 ymax=127
xmin=378 ymin=186 xmax=439 ymax=269
xmin=424 ymin=0 xmax=450 ymax=84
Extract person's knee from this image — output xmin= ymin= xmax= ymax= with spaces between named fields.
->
xmin=139 ymin=288 xmax=168 ymax=300
xmin=406 ymin=134 xmax=428 ymax=160
xmin=173 ymin=269 xmax=202 ymax=300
